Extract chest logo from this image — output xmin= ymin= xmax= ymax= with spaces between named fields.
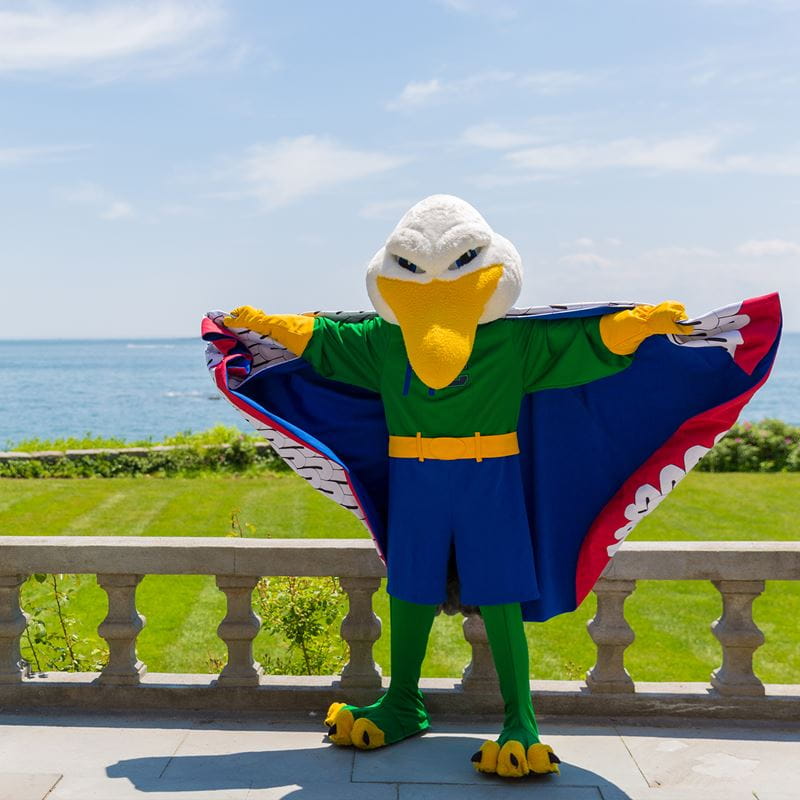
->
xmin=445 ymin=372 xmax=469 ymax=388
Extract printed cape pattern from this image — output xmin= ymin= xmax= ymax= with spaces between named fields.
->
xmin=202 ymin=292 xmax=781 ymax=622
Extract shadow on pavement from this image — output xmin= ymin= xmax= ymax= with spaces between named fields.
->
xmin=107 ymin=734 xmax=633 ymax=799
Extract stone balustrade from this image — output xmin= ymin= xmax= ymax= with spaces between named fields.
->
xmin=0 ymin=537 xmax=798 ymax=719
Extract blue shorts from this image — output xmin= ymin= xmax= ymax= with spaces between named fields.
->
xmin=385 ymin=455 xmax=540 ymax=607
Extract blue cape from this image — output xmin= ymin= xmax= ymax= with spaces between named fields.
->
xmin=203 ymin=294 xmax=781 ymax=622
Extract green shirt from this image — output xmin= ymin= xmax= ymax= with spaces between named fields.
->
xmin=302 ymin=315 xmax=632 ymax=438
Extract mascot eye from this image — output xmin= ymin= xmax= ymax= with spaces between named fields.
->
xmin=449 ymin=248 xmax=480 ymax=271
xmin=396 ymin=255 xmax=424 ymax=274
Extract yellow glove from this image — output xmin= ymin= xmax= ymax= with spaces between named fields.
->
xmin=599 ymin=301 xmax=693 ymax=356
xmin=222 ymin=306 xmax=315 ymax=356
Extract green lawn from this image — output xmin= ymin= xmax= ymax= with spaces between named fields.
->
xmin=3 ymin=472 xmax=798 ymax=683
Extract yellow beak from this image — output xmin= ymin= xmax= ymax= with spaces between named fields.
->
xmin=376 ymin=264 xmax=503 ymax=390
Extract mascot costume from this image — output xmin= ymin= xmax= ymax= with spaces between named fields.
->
xmin=202 ymin=195 xmax=781 ymax=779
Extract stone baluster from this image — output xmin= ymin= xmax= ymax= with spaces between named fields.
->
xmin=215 ymin=575 xmax=263 ymax=686
xmin=0 ymin=574 xmax=28 ymax=684
xmin=96 ymin=574 xmax=146 ymax=684
xmin=339 ymin=576 xmax=382 ymax=689
xmin=586 ymin=578 xmax=636 ymax=693
xmin=461 ymin=612 xmax=500 ymax=695
xmin=710 ymin=580 xmax=765 ymax=696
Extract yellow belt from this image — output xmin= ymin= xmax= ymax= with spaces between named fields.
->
xmin=388 ymin=432 xmax=519 ymax=462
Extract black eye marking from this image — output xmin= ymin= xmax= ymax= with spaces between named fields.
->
xmin=449 ymin=248 xmax=480 ymax=271
xmin=395 ymin=255 xmax=424 ymax=274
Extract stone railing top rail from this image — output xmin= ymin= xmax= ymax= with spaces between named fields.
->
xmin=0 ymin=441 xmax=270 ymax=461
xmin=0 ymin=537 xmax=798 ymax=580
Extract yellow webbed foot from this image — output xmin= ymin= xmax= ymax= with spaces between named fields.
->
xmin=326 ymin=705 xmax=355 ymax=746
xmin=527 ymin=742 xmax=561 ymax=775
xmin=496 ymin=740 xmax=529 ymax=778
xmin=470 ymin=740 xmax=499 ymax=774
xmin=351 ymin=717 xmax=386 ymax=750
xmin=324 ymin=702 xmax=347 ymax=727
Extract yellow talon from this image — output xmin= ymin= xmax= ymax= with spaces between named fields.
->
xmin=527 ymin=742 xmax=560 ymax=775
xmin=327 ymin=707 xmax=355 ymax=746
xmin=497 ymin=740 xmax=529 ymax=778
xmin=471 ymin=740 xmax=499 ymax=773
xmin=351 ymin=717 xmax=386 ymax=750
xmin=324 ymin=702 xmax=347 ymax=728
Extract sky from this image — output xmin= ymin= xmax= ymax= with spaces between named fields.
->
xmin=1 ymin=0 xmax=799 ymax=339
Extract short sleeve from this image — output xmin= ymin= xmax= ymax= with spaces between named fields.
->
xmin=513 ymin=316 xmax=633 ymax=394
xmin=301 ymin=316 xmax=386 ymax=392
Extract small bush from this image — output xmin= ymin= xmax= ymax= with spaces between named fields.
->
xmin=0 ymin=435 xmax=287 ymax=478
xmin=254 ymin=576 xmax=348 ymax=676
xmin=698 ymin=419 xmax=800 ymax=473
xmin=20 ymin=574 xmax=108 ymax=674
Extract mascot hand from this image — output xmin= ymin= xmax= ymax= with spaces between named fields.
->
xmin=223 ymin=305 xmax=273 ymax=335
xmin=223 ymin=306 xmax=315 ymax=356
xmin=643 ymin=301 xmax=692 ymax=336
xmin=600 ymin=301 xmax=693 ymax=356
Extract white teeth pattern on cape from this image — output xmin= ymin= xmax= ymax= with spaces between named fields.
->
xmin=245 ymin=414 xmax=365 ymax=522
xmin=606 ymin=438 xmax=723 ymax=557
xmin=206 ymin=312 xmax=366 ymax=523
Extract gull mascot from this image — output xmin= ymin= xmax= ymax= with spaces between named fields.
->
xmin=203 ymin=195 xmax=781 ymax=778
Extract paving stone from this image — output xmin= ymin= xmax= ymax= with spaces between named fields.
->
xmin=248 ymin=783 xmax=398 ymax=799
xmin=0 ymin=773 xmax=61 ymax=800
xmin=48 ymin=775 xmax=249 ymax=800
xmin=617 ymin=723 xmax=800 ymax=796
xmin=352 ymin=723 xmax=647 ymax=795
xmin=754 ymin=794 xmax=800 ymax=800
xmin=625 ymin=791 xmax=758 ymax=800
xmin=399 ymin=785 xmax=603 ymax=799
xmin=161 ymin=728 xmax=354 ymax=789
xmin=0 ymin=717 xmax=186 ymax=782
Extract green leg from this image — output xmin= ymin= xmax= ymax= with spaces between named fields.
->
xmin=326 ymin=595 xmax=436 ymax=749
xmin=482 ymin=602 xmax=539 ymax=747
xmin=471 ymin=603 xmax=560 ymax=778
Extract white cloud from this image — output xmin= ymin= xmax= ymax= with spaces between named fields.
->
xmin=387 ymin=70 xmax=594 ymax=111
xmin=59 ymin=182 xmax=135 ymax=221
xmin=510 ymin=135 xmax=720 ymax=172
xmin=506 ymin=135 xmax=800 ymax=176
xmin=645 ymin=246 xmax=720 ymax=260
xmin=0 ymin=1 xmax=225 ymax=77
xmin=101 ymin=201 xmax=135 ymax=220
xmin=231 ymin=136 xmax=409 ymax=209
xmin=518 ymin=70 xmax=603 ymax=95
xmin=437 ymin=0 xmax=518 ymax=20
xmin=387 ymin=71 xmax=514 ymax=111
xmin=560 ymin=252 xmax=613 ymax=268
xmin=738 ymin=239 xmax=800 ymax=257
xmin=386 ymin=79 xmax=443 ymax=110
xmin=560 ymin=236 xmax=623 ymax=250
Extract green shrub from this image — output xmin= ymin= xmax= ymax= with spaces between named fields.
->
xmin=698 ymin=419 xmax=800 ymax=473
xmin=254 ymin=576 xmax=348 ymax=675
xmin=20 ymin=574 xmax=108 ymax=674
xmin=0 ymin=439 xmax=287 ymax=478
xmin=5 ymin=424 xmax=265 ymax=453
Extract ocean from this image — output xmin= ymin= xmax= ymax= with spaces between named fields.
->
xmin=1 ymin=333 xmax=798 ymax=446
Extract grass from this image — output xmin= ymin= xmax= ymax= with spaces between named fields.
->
xmin=3 ymin=472 xmax=798 ymax=683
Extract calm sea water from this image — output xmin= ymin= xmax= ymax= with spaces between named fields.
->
xmin=1 ymin=333 xmax=798 ymax=446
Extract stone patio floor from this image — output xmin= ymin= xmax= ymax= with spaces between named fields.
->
xmin=0 ymin=711 xmax=798 ymax=800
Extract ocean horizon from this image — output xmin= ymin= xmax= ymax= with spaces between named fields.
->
xmin=1 ymin=332 xmax=798 ymax=446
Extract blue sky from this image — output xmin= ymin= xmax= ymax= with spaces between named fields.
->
xmin=2 ymin=0 xmax=799 ymax=338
